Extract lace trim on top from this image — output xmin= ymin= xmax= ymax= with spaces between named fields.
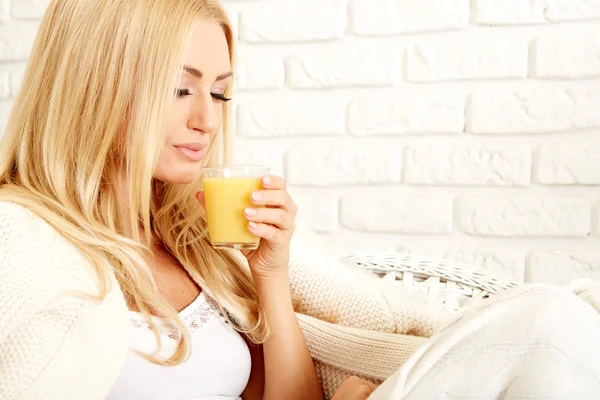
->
xmin=129 ymin=292 xmax=228 ymax=339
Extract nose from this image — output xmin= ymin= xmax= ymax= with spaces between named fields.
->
xmin=187 ymin=93 xmax=219 ymax=134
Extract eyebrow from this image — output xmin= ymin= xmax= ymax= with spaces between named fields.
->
xmin=183 ymin=65 xmax=233 ymax=81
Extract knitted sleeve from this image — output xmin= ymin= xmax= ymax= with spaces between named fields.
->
xmin=0 ymin=202 xmax=130 ymax=400
xmin=296 ymin=313 xmax=427 ymax=380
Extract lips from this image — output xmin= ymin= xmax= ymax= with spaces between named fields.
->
xmin=174 ymin=143 xmax=208 ymax=162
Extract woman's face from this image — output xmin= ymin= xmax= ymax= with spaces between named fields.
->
xmin=153 ymin=18 xmax=232 ymax=184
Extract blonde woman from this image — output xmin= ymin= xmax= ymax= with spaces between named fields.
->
xmin=0 ymin=0 xmax=375 ymax=399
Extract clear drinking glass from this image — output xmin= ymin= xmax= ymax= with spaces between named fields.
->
xmin=201 ymin=165 xmax=270 ymax=250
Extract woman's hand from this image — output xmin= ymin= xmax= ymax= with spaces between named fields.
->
xmin=196 ymin=175 xmax=297 ymax=278
xmin=331 ymin=376 xmax=378 ymax=400
xmin=241 ymin=175 xmax=297 ymax=278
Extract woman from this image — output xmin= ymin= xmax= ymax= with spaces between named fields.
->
xmin=0 ymin=0 xmax=375 ymax=399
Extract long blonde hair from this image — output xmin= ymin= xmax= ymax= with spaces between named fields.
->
xmin=0 ymin=0 xmax=266 ymax=365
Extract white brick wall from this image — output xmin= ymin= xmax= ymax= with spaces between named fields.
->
xmin=456 ymin=196 xmax=592 ymax=237
xmin=528 ymin=251 xmax=600 ymax=284
xmin=239 ymin=0 xmax=346 ymax=42
xmin=474 ymin=0 xmax=600 ymax=25
xmin=340 ymin=194 xmax=453 ymax=234
xmin=11 ymin=0 xmax=50 ymax=20
xmin=288 ymin=42 xmax=403 ymax=88
xmin=537 ymin=140 xmax=600 ymax=184
xmin=534 ymin=33 xmax=600 ymax=78
xmin=470 ymin=87 xmax=600 ymax=134
xmin=405 ymin=143 xmax=532 ymax=186
xmin=285 ymin=146 xmax=402 ymax=186
xmin=0 ymin=1 xmax=8 ymax=24
xmin=236 ymin=93 xmax=346 ymax=137
xmin=349 ymin=93 xmax=465 ymax=135
xmin=352 ymin=0 xmax=470 ymax=35
xmin=2 ymin=0 xmax=600 ymax=284
xmin=407 ymin=40 xmax=529 ymax=82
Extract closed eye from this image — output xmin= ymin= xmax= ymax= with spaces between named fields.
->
xmin=175 ymin=89 xmax=231 ymax=102
xmin=211 ymin=93 xmax=231 ymax=102
xmin=176 ymin=89 xmax=192 ymax=98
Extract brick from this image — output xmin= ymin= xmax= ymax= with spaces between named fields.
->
xmin=10 ymin=65 xmax=25 ymax=97
xmin=220 ymin=5 xmax=239 ymax=39
xmin=352 ymin=0 xmax=469 ymax=36
xmin=0 ymin=64 xmax=26 ymax=98
xmin=236 ymin=94 xmax=346 ymax=138
xmin=235 ymin=50 xmax=284 ymax=90
xmin=457 ymin=196 xmax=591 ymax=237
xmin=11 ymin=0 xmax=50 ymax=20
xmin=0 ymin=71 xmax=8 ymax=98
xmin=349 ymin=94 xmax=465 ymax=136
xmin=288 ymin=42 xmax=402 ymax=88
xmin=597 ymin=200 xmax=600 ymax=236
xmin=407 ymin=40 xmax=528 ymax=82
xmin=286 ymin=146 xmax=402 ymax=187
xmin=528 ymin=250 xmax=600 ymax=284
xmin=325 ymin=238 xmax=401 ymax=259
xmin=396 ymin=243 xmax=525 ymax=282
xmin=469 ymin=87 xmax=600 ymax=134
xmin=0 ymin=0 xmax=9 ymax=24
xmin=537 ymin=140 xmax=600 ymax=185
xmin=288 ymin=190 xmax=338 ymax=233
xmin=340 ymin=194 xmax=453 ymax=234
xmin=475 ymin=0 xmax=600 ymax=25
xmin=240 ymin=0 xmax=346 ymax=43
xmin=0 ymin=22 xmax=38 ymax=61
xmin=232 ymin=146 xmax=284 ymax=178
xmin=0 ymin=100 xmax=12 ymax=136
xmin=534 ymin=33 xmax=600 ymax=78
xmin=405 ymin=144 xmax=532 ymax=186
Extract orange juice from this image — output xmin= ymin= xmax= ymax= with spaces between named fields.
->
xmin=203 ymin=177 xmax=263 ymax=249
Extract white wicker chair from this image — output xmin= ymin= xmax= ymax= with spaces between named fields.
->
xmin=345 ymin=251 xmax=519 ymax=314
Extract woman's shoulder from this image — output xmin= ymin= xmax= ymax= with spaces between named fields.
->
xmin=0 ymin=200 xmax=118 ymax=300
xmin=0 ymin=198 xmax=130 ymax=329
xmin=0 ymin=200 xmax=38 ymax=231
xmin=0 ymin=200 xmax=56 ymax=264
xmin=0 ymin=201 xmax=131 ymax=399
xmin=0 ymin=200 xmax=58 ymax=245
xmin=0 ymin=200 xmax=83 ymax=269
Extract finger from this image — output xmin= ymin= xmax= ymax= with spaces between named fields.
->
xmin=244 ymin=207 xmax=295 ymax=230
xmin=250 ymin=189 xmax=290 ymax=209
xmin=247 ymin=222 xmax=287 ymax=245
xmin=358 ymin=385 xmax=374 ymax=399
xmin=260 ymin=175 xmax=286 ymax=190
xmin=195 ymin=191 xmax=205 ymax=209
xmin=241 ymin=249 xmax=252 ymax=257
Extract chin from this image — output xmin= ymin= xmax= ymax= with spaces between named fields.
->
xmin=154 ymin=163 xmax=202 ymax=185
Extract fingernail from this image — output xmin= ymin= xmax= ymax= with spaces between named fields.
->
xmin=262 ymin=176 xmax=271 ymax=185
xmin=248 ymin=222 xmax=257 ymax=230
xmin=244 ymin=208 xmax=257 ymax=217
xmin=251 ymin=192 xmax=261 ymax=201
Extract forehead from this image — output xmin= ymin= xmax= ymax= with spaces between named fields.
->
xmin=184 ymin=18 xmax=231 ymax=76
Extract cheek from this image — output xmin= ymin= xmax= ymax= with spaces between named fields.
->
xmin=164 ymin=104 xmax=189 ymax=143
xmin=216 ymin=102 xmax=224 ymax=120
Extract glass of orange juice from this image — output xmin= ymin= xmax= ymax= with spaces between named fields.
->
xmin=201 ymin=165 xmax=270 ymax=250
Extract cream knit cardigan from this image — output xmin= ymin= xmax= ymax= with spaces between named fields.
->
xmin=0 ymin=201 xmax=449 ymax=400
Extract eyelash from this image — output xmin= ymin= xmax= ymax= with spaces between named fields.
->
xmin=176 ymin=89 xmax=231 ymax=102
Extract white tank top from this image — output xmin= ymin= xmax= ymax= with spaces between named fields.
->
xmin=108 ymin=291 xmax=251 ymax=400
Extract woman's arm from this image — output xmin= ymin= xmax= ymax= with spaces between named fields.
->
xmin=240 ymin=338 xmax=265 ymax=399
xmin=263 ymin=273 xmax=323 ymax=400
xmin=241 ymin=273 xmax=323 ymax=400
xmin=0 ymin=203 xmax=130 ymax=399
xmin=217 ymin=175 xmax=322 ymax=400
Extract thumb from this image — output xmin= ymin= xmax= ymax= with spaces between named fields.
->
xmin=196 ymin=191 xmax=206 ymax=209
